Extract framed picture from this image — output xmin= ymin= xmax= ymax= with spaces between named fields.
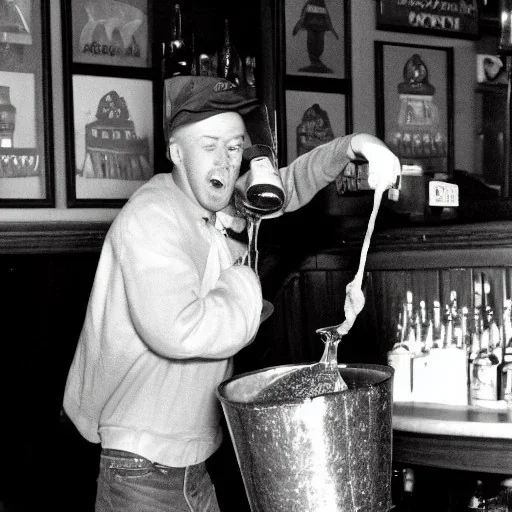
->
xmin=0 ymin=0 xmax=54 ymax=207
xmin=283 ymin=0 xmax=351 ymax=80
xmin=63 ymin=0 xmax=152 ymax=68
xmin=376 ymin=0 xmax=479 ymax=39
xmin=375 ymin=41 xmax=455 ymax=176
xmin=65 ymin=74 xmax=154 ymax=206
xmin=284 ymin=89 xmax=347 ymax=164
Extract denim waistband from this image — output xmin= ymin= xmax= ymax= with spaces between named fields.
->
xmin=100 ymin=448 xmax=182 ymax=471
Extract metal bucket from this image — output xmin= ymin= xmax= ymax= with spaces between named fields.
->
xmin=217 ymin=363 xmax=393 ymax=512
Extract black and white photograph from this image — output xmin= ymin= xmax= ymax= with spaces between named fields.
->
xmin=1 ymin=3 xmax=511 ymax=512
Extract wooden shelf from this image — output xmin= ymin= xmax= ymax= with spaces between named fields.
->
xmin=0 ymin=221 xmax=109 ymax=254
xmin=393 ymin=403 xmax=512 ymax=474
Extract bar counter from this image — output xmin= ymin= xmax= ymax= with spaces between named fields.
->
xmin=393 ymin=403 xmax=512 ymax=474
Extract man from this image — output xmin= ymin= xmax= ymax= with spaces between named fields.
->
xmin=63 ymin=75 xmax=400 ymax=512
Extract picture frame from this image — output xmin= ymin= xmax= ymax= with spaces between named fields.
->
xmin=283 ymin=0 xmax=351 ymax=80
xmin=65 ymin=74 xmax=154 ymax=207
xmin=0 ymin=0 xmax=54 ymax=207
xmin=284 ymin=88 xmax=348 ymax=165
xmin=374 ymin=41 xmax=455 ymax=176
xmin=64 ymin=0 xmax=152 ymax=69
xmin=376 ymin=0 xmax=479 ymax=40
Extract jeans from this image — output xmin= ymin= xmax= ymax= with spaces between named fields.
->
xmin=95 ymin=449 xmax=221 ymax=512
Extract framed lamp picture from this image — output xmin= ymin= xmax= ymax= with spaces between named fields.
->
xmin=375 ymin=41 xmax=455 ymax=176
xmin=284 ymin=88 xmax=348 ymax=165
xmin=65 ymin=74 xmax=154 ymax=206
xmin=0 ymin=0 xmax=54 ymax=207
xmin=63 ymin=0 xmax=152 ymax=69
xmin=283 ymin=0 xmax=351 ymax=80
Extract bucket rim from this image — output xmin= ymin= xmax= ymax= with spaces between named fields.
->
xmin=216 ymin=362 xmax=394 ymax=408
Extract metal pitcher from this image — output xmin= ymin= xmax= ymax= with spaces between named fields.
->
xmin=217 ymin=363 xmax=393 ymax=512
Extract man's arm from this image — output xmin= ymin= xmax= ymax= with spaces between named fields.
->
xmin=279 ymin=133 xmax=400 ymax=213
xmin=118 ymin=202 xmax=263 ymax=360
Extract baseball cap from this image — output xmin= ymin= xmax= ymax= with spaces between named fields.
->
xmin=164 ymin=76 xmax=262 ymax=140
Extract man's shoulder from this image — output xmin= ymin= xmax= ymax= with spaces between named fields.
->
xmin=109 ymin=174 xmax=183 ymax=237
xmin=123 ymin=173 xmax=178 ymax=215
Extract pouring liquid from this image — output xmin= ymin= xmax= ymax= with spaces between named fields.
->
xmin=238 ymin=195 xmax=282 ymax=274
xmin=254 ymin=180 xmax=388 ymax=402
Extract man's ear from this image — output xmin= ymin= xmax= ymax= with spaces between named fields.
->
xmin=168 ymin=141 xmax=181 ymax=166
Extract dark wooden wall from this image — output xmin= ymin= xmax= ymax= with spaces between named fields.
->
xmin=0 ymin=251 xmax=101 ymax=511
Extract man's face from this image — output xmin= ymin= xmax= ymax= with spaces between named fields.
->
xmin=170 ymin=112 xmax=246 ymax=213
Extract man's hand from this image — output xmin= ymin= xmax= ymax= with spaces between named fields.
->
xmin=349 ymin=134 xmax=401 ymax=192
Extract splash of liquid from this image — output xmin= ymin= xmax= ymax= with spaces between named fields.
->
xmin=254 ymin=180 xmax=389 ymax=402
xmin=336 ymin=180 xmax=386 ymax=336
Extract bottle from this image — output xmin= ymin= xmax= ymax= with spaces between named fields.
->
xmin=237 ymin=145 xmax=285 ymax=216
xmin=442 ymin=303 xmax=453 ymax=348
xmin=391 ymin=467 xmax=404 ymax=509
xmin=218 ymin=18 xmax=241 ymax=85
xmin=467 ymin=479 xmax=486 ymax=510
xmin=432 ymin=300 xmax=443 ymax=349
xmin=497 ymin=477 xmax=512 ymax=510
xmin=470 ymin=331 xmax=500 ymax=404
xmin=461 ymin=306 xmax=470 ymax=352
xmin=419 ymin=300 xmax=433 ymax=352
xmin=502 ymin=299 xmax=512 ymax=349
xmin=244 ymin=55 xmax=257 ymax=98
xmin=190 ymin=33 xmax=198 ymax=76
xmin=403 ymin=291 xmax=419 ymax=353
xmin=336 ymin=159 xmax=401 ymax=202
xmin=499 ymin=346 xmax=512 ymax=405
xmin=485 ymin=305 xmax=502 ymax=363
xmin=162 ymin=4 xmax=191 ymax=79
xmin=398 ymin=467 xmax=415 ymax=512
xmin=450 ymin=290 xmax=463 ymax=348
xmin=470 ymin=307 xmax=483 ymax=364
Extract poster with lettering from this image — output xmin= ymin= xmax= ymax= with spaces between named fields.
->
xmin=70 ymin=0 xmax=150 ymax=67
xmin=376 ymin=0 xmax=479 ymax=39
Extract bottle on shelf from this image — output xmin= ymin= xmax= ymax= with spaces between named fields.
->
xmin=391 ymin=466 xmax=404 ymax=509
xmin=397 ymin=467 xmax=415 ymax=511
xmin=390 ymin=466 xmax=415 ymax=511
xmin=469 ymin=324 xmax=500 ymax=404
xmin=462 ymin=306 xmax=470 ymax=352
xmin=484 ymin=305 xmax=502 ymax=363
xmin=190 ymin=33 xmax=198 ymax=76
xmin=498 ymin=477 xmax=512 ymax=510
xmin=432 ymin=300 xmax=443 ymax=349
xmin=162 ymin=3 xmax=192 ymax=80
xmin=467 ymin=479 xmax=486 ymax=511
xmin=243 ymin=55 xmax=257 ymax=98
xmin=218 ymin=18 xmax=242 ymax=86
xmin=470 ymin=307 xmax=483 ymax=364
xmin=419 ymin=299 xmax=433 ymax=352
xmin=450 ymin=290 xmax=464 ymax=348
xmin=442 ymin=302 xmax=453 ymax=348
xmin=502 ymin=299 xmax=512 ymax=350
xmin=403 ymin=292 xmax=421 ymax=354
xmin=499 ymin=345 xmax=512 ymax=405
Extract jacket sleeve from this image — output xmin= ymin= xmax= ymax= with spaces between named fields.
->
xmin=279 ymin=134 xmax=356 ymax=213
xmin=117 ymin=200 xmax=262 ymax=361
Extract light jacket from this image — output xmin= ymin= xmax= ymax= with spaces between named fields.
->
xmin=63 ymin=134 xmax=356 ymax=467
